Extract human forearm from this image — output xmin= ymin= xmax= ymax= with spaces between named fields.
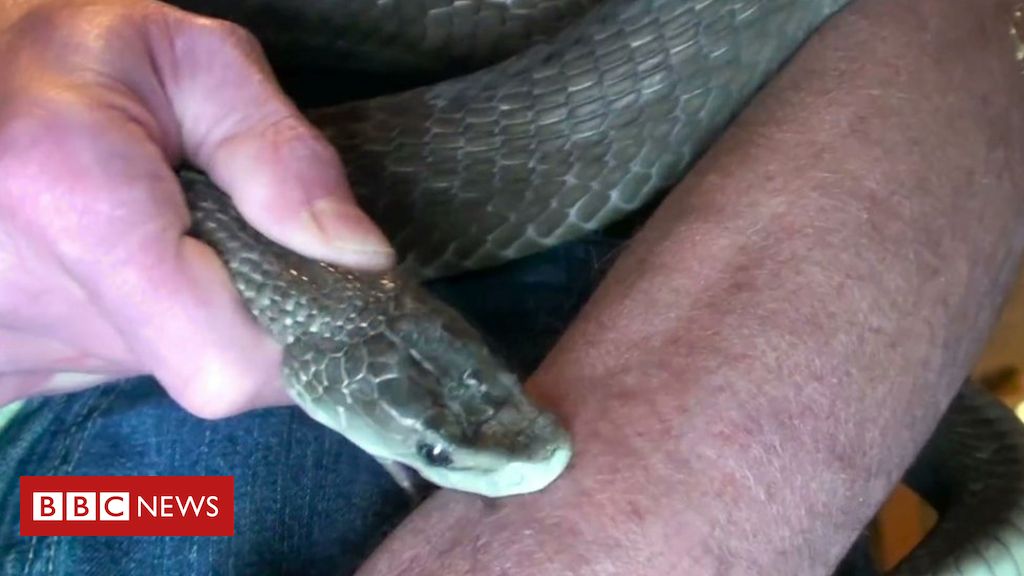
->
xmin=359 ymin=0 xmax=1024 ymax=574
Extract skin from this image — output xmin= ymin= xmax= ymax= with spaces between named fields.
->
xmin=2 ymin=0 xmax=1023 ymax=574
xmin=355 ymin=0 xmax=1024 ymax=574
xmin=0 ymin=0 xmax=393 ymax=416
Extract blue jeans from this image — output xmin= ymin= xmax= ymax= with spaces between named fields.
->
xmin=0 ymin=237 xmax=622 ymax=576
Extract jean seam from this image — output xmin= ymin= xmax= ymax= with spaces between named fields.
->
xmin=20 ymin=385 xmax=121 ymax=576
xmin=18 ymin=394 xmax=76 ymax=576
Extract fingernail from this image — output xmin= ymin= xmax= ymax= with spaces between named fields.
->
xmin=305 ymin=198 xmax=395 ymax=269
xmin=45 ymin=372 xmax=109 ymax=394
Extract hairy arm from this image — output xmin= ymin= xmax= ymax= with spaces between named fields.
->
xmin=357 ymin=0 xmax=1024 ymax=574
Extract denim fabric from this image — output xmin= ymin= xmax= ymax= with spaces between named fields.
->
xmin=0 ymin=236 xmax=622 ymax=576
xmin=0 ymin=382 xmax=413 ymax=576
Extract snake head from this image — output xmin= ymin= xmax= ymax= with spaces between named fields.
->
xmin=284 ymin=276 xmax=572 ymax=498
xmin=401 ymin=359 xmax=574 ymax=498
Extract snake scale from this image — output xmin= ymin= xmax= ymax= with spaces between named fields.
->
xmin=172 ymin=0 xmax=1024 ymax=573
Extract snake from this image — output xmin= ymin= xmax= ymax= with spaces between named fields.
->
xmin=168 ymin=0 xmax=1024 ymax=573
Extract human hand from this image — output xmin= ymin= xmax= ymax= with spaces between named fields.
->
xmin=0 ymin=0 xmax=394 ymax=417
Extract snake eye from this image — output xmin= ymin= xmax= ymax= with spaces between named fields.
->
xmin=416 ymin=441 xmax=453 ymax=468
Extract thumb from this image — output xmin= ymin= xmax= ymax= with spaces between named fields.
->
xmin=154 ymin=15 xmax=394 ymax=270
xmin=10 ymin=110 xmax=293 ymax=416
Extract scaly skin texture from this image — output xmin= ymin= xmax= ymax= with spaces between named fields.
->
xmin=170 ymin=0 xmax=601 ymax=78
xmin=315 ymin=0 xmax=852 ymax=276
xmin=176 ymin=0 xmax=1024 ymax=572
xmin=186 ymin=173 xmax=571 ymax=497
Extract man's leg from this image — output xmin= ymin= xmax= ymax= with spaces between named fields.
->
xmin=0 ymin=377 xmax=415 ymax=576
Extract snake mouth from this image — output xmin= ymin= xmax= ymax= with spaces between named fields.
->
xmin=416 ymin=430 xmax=573 ymax=498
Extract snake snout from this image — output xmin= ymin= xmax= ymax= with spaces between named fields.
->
xmin=416 ymin=418 xmax=573 ymax=498
xmin=488 ymin=419 xmax=573 ymax=497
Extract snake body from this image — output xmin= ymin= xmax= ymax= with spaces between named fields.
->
xmin=177 ymin=0 xmax=1024 ymax=573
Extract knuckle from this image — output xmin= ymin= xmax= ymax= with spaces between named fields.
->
xmin=259 ymin=115 xmax=339 ymax=165
xmin=0 ymin=93 xmax=91 ymax=210
xmin=0 ymin=83 xmax=187 ymax=258
xmin=0 ymin=80 xmax=126 ymax=172
xmin=189 ymin=15 xmax=263 ymax=58
xmin=177 ymin=392 xmax=247 ymax=420
xmin=166 ymin=358 xmax=278 ymax=420
xmin=0 ymin=93 xmax=89 ymax=147
xmin=154 ymin=314 xmax=284 ymax=421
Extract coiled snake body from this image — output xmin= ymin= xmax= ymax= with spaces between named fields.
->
xmin=176 ymin=0 xmax=1024 ymax=573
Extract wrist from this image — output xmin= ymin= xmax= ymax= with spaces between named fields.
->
xmin=359 ymin=467 xmax=720 ymax=576
xmin=528 ymin=365 xmax=838 ymax=574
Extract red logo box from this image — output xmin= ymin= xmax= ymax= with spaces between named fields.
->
xmin=20 ymin=476 xmax=234 ymax=536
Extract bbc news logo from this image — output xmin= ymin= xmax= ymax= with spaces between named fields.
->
xmin=20 ymin=476 xmax=234 ymax=536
